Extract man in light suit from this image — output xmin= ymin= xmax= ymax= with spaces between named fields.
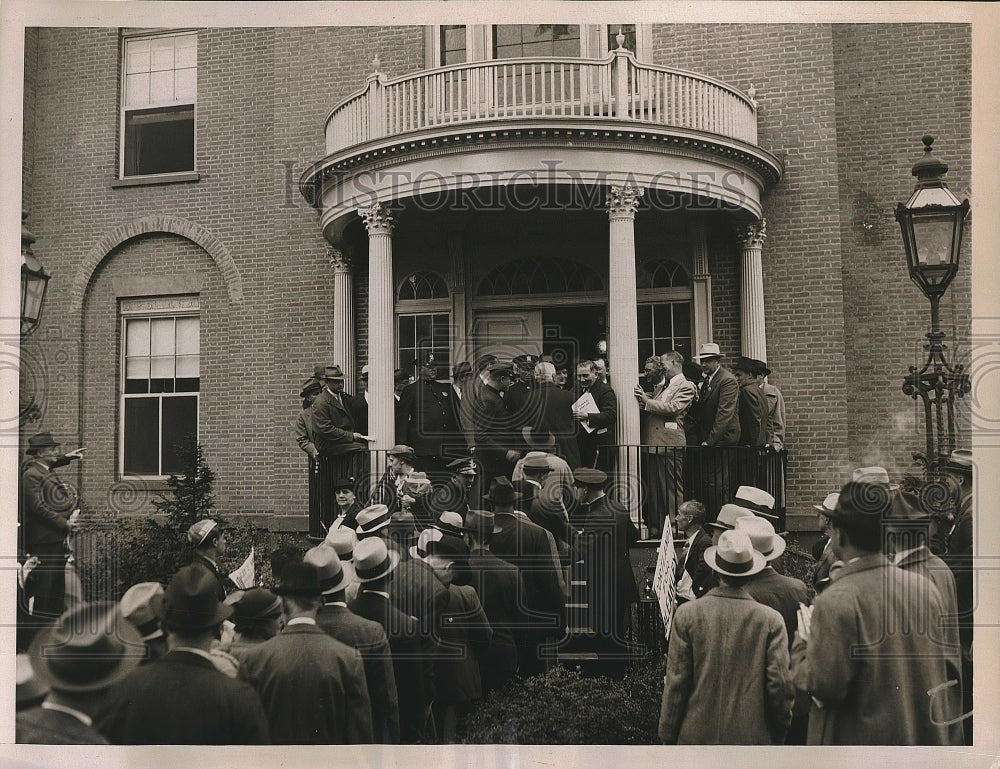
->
xmin=634 ymin=351 xmax=697 ymax=536
xmin=691 ymin=343 xmax=740 ymax=520
xmin=238 ymin=560 xmax=373 ymax=744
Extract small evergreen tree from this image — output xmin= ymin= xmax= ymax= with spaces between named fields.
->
xmin=152 ymin=440 xmax=219 ymax=535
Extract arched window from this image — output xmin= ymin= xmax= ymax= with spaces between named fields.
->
xmin=477 ymin=258 xmax=604 ymax=296
xmin=397 ymin=270 xmax=449 ymax=301
xmin=637 ymin=258 xmax=690 ymax=289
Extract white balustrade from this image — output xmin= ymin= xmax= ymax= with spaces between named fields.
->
xmin=325 ymin=52 xmax=758 ymax=155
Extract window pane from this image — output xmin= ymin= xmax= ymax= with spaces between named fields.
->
xmin=124 ymin=378 xmax=149 ymax=395
xmin=398 ymin=315 xmax=415 ymax=343
xmin=149 ymin=69 xmax=175 ymax=103
xmin=637 ymin=305 xmax=652 ymax=338
xmin=125 ymin=356 xmax=150 ymax=381
xmin=553 ymin=37 xmax=581 ymax=57
xmin=162 ymin=396 xmax=198 ymax=474
xmin=637 ymin=340 xmax=653 ymax=371
xmin=150 ymin=318 xmax=175 ymax=355
xmin=124 ymin=106 xmax=195 ymax=176
xmin=126 ymin=318 xmax=150 ymax=356
xmin=150 ymin=37 xmax=175 ymax=70
xmin=125 ymin=39 xmax=150 ymax=73
xmin=176 ymin=316 xmax=199 ymax=355
xmin=176 ymin=377 xmax=200 ymax=393
xmin=174 ymin=67 xmax=197 ymax=102
xmin=495 ymin=25 xmax=522 ymax=46
xmin=415 ymin=315 xmax=432 ymax=343
xmin=125 ymin=73 xmax=150 ymax=107
xmin=150 ymin=355 xmax=174 ymax=380
xmin=174 ymin=34 xmax=197 ymax=68
xmin=176 ymin=354 xmax=199 ymax=378
xmin=653 ymin=303 xmax=672 ymax=336
xmin=124 ymin=397 xmax=159 ymax=475
xmin=673 ymin=303 xmax=692 ymax=337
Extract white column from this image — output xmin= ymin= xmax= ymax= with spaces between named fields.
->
xmin=329 ymin=246 xmax=355 ymax=391
xmin=689 ymin=217 xmax=713 ymax=351
xmin=607 ymin=183 xmax=643 ymax=451
xmin=736 ymin=219 xmax=768 ymax=361
xmin=358 ymin=203 xmax=395 ymax=466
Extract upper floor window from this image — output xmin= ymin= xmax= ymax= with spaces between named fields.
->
xmin=121 ymin=31 xmax=197 ymax=178
xmin=440 ymin=25 xmax=468 ymax=65
xmin=493 ymin=25 xmax=581 ymax=59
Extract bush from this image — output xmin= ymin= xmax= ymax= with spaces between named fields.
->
xmin=460 ymin=653 xmax=665 ymax=744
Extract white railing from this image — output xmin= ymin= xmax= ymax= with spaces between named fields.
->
xmin=325 ymin=50 xmax=758 ymax=156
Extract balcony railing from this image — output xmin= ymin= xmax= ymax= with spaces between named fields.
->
xmin=325 ymin=49 xmax=760 ymax=158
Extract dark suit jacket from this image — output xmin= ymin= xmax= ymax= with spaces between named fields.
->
xmin=490 ymin=512 xmax=565 ymax=636
xmin=514 ymin=478 xmax=572 ymax=547
xmin=17 ymin=706 xmax=108 ymax=744
xmin=238 ymin=623 xmax=373 ymax=744
xmin=737 ymin=380 xmax=768 ymax=447
xmin=191 ymin=553 xmax=233 ymax=601
xmin=19 ymin=459 xmax=74 ymax=549
xmin=578 ymin=495 xmax=640 ymax=610
xmin=577 ymin=380 xmax=618 ymax=452
xmin=349 ymin=590 xmax=434 ymax=744
xmin=528 ymin=382 xmax=582 ymax=469
xmin=473 ymin=383 xmax=516 ymax=473
xmin=434 ymin=583 xmax=492 ymax=705
xmin=316 ymin=603 xmax=400 ymax=744
xmin=396 ymin=379 xmax=461 ymax=458
xmin=98 ymin=649 xmax=270 ymax=744
xmin=677 ymin=528 xmax=717 ymax=599
xmin=503 ymin=381 xmax=536 ymax=430
xmin=742 ymin=565 xmax=810 ymax=648
xmin=466 ymin=548 xmax=526 ymax=683
xmin=695 ymin=366 xmax=740 ymax=446
xmin=312 ymin=389 xmax=367 ymax=457
xmin=391 ymin=555 xmax=450 ymax=634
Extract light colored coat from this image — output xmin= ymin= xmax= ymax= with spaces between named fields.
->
xmin=800 ymin=554 xmax=953 ymax=745
xmin=641 ymin=372 xmax=696 ymax=447
xmin=659 ymin=584 xmax=793 ymax=744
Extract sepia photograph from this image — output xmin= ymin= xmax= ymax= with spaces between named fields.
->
xmin=2 ymin=0 xmax=998 ymax=766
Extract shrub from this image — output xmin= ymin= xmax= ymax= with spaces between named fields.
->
xmin=460 ymin=653 xmax=665 ymax=744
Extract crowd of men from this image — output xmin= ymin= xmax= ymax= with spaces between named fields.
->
xmin=297 ymin=342 xmax=786 ymax=539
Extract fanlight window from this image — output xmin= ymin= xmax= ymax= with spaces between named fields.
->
xmin=398 ymin=271 xmax=449 ymax=301
xmin=478 ymin=258 xmax=604 ymax=296
xmin=637 ymin=258 xmax=690 ymax=289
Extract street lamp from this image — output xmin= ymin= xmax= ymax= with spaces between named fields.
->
xmin=21 ymin=210 xmax=50 ymax=338
xmin=895 ymin=135 xmax=970 ymax=473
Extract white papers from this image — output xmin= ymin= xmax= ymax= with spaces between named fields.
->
xmin=572 ymin=391 xmax=600 ymax=433
xmin=229 ymin=547 xmax=255 ymax=589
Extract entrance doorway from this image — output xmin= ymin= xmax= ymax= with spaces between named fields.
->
xmin=541 ymin=306 xmax=604 ymax=377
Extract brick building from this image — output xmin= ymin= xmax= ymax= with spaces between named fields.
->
xmin=18 ymin=22 xmax=972 ymax=532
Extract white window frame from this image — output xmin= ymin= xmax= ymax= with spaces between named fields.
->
xmin=119 ymin=296 xmax=200 ymax=479
xmin=119 ymin=29 xmax=198 ymax=179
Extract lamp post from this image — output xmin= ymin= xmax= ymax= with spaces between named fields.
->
xmin=21 ymin=210 xmax=50 ymax=338
xmin=895 ymin=135 xmax=970 ymax=474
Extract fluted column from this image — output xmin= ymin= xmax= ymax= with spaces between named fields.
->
xmin=736 ymin=219 xmax=768 ymax=361
xmin=329 ymin=246 xmax=355 ymax=390
xmin=607 ymin=184 xmax=643 ymax=454
xmin=358 ymin=203 xmax=395 ymax=466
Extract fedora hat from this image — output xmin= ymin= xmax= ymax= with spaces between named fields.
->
xmin=829 ymin=480 xmax=893 ymax=529
xmin=226 ymin=587 xmax=282 ymax=624
xmin=886 ymin=490 xmax=931 ymax=522
xmin=695 ymin=342 xmax=722 ymax=361
xmin=300 ymin=378 xmax=323 ymax=398
xmin=303 ymin=546 xmax=350 ymax=595
xmin=734 ymin=515 xmax=786 ymax=561
xmin=812 ymin=492 xmax=840 ymax=515
xmin=425 ymin=532 xmax=469 ymax=560
xmin=332 ymin=477 xmax=356 ymax=493
xmin=119 ymin=581 xmax=165 ymax=641
xmin=522 ymin=452 xmax=554 ymax=472
xmin=755 ymin=359 xmax=772 ymax=377
xmin=30 ymin=603 xmax=144 ymax=693
xmin=431 ymin=511 xmax=466 ymax=537
xmin=360 ymin=365 xmax=370 ymax=377
xmin=852 ymin=466 xmax=900 ymax=491
xmin=355 ymin=504 xmax=392 ymax=537
xmin=26 ymin=431 xmax=60 ymax=454
xmin=946 ymin=448 xmax=973 ymax=475
xmin=354 ymin=537 xmax=400 ymax=583
xmin=707 ymin=504 xmax=756 ymax=531
xmin=452 ymin=361 xmax=473 ymax=380
xmin=465 ymin=509 xmax=502 ymax=536
xmin=410 ymin=527 xmax=444 ymax=561
xmin=272 ymin=561 xmax=324 ymax=597
xmin=572 ymin=467 xmax=608 ymax=487
xmin=320 ymin=365 xmax=345 ymax=381
xmin=187 ymin=518 xmax=223 ymax=547
xmin=153 ymin=564 xmax=233 ymax=631
xmin=393 ymin=368 xmax=410 ymax=384
xmin=522 ymin=426 xmax=556 ymax=450
xmin=484 ymin=476 xmax=522 ymax=505
xmin=324 ymin=527 xmax=358 ymax=560
xmin=733 ymin=486 xmax=778 ymax=523
xmin=388 ymin=511 xmax=420 ymax=542
xmin=732 ymin=356 xmax=758 ymax=374
xmin=704 ymin=530 xmax=766 ymax=577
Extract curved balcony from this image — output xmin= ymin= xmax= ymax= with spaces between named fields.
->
xmin=301 ymin=49 xmax=782 ymax=230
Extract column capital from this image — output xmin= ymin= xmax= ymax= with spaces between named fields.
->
xmin=328 ymin=246 xmax=352 ymax=273
xmin=358 ymin=201 xmax=395 ymax=236
xmin=735 ymin=218 xmax=767 ymax=249
xmin=607 ymin=184 xmax=644 ymax=220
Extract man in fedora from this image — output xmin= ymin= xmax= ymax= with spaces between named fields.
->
xmin=488 ymin=476 xmax=565 ymax=676
xmin=238 ymin=560 xmax=373 ymax=744
xmin=810 ymin=492 xmax=840 ymax=595
xmin=753 ymin=359 xmax=785 ymax=450
xmin=451 ymin=362 xmax=475 ymax=450
xmin=306 ymin=546 xmax=400 ymax=744
xmin=19 ymin=431 xmax=84 ymax=621
xmin=689 ymin=343 xmax=739 ymax=519
xmin=504 ymin=353 xmax=540 ymax=428
xmin=18 ymin=603 xmax=144 ymax=744
xmin=396 ymin=351 xmax=462 ymax=475
xmin=312 ymin=365 xmax=371 ymax=526
xmin=659 ymin=529 xmax=793 ymax=744
xmin=791 ymin=481 xmax=953 ymax=745
xmin=464 ymin=508 xmax=527 ymax=694
xmin=119 ymin=581 xmax=168 ymax=664
xmin=348 ymin=537 xmax=435 ymax=743
xmin=98 ymin=565 xmax=270 ymax=744
xmin=473 ymin=359 xmax=522 ymax=483
xmin=187 ymin=518 xmax=234 ymax=601
xmin=526 ymin=360 xmax=581 ymax=470
xmin=732 ymin=356 xmax=767 ymax=448
xmin=514 ymin=452 xmax=573 ymax=549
